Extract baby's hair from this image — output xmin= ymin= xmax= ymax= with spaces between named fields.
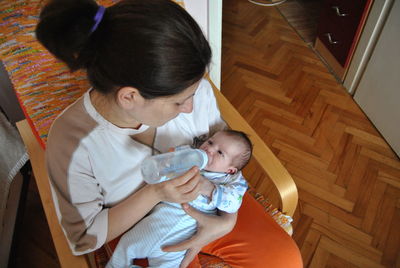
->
xmin=35 ymin=0 xmax=211 ymax=98
xmin=222 ymin=130 xmax=253 ymax=170
xmin=192 ymin=134 xmax=208 ymax=149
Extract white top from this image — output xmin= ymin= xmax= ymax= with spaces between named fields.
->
xmin=45 ymin=79 xmax=226 ymax=255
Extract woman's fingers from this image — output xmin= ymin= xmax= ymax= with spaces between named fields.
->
xmin=162 ymin=215 xmax=202 ymax=267
xmin=181 ymin=179 xmax=202 ymax=203
xmin=181 ymin=203 xmax=208 ymax=222
xmin=154 ymin=167 xmax=202 ymax=203
xmin=177 ymin=170 xmax=201 ymax=193
xmin=164 ymin=205 xmax=235 ymax=267
xmin=163 ymin=234 xmax=197 ymax=252
xmin=180 ymin=248 xmax=201 ymax=268
xmin=172 ymin=166 xmax=199 ymax=187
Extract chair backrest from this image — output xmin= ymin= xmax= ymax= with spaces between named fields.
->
xmin=209 ymin=79 xmax=298 ymax=216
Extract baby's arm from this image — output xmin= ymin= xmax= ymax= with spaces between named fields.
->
xmin=208 ymin=172 xmax=248 ymax=213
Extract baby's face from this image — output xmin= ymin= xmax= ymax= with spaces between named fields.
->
xmin=199 ymin=132 xmax=242 ymax=174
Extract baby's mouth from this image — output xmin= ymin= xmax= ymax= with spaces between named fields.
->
xmin=205 ymin=152 xmax=212 ymax=168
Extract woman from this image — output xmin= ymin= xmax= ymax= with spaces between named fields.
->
xmin=36 ymin=0 xmax=303 ymax=267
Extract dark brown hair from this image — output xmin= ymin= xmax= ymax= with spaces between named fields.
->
xmin=36 ymin=0 xmax=211 ymax=98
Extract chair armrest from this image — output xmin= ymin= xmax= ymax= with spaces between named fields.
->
xmin=16 ymin=120 xmax=91 ymax=268
xmin=208 ymin=80 xmax=298 ymax=216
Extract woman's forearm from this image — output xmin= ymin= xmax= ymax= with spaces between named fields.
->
xmin=106 ymin=168 xmax=203 ymax=242
xmin=106 ymin=184 xmax=160 ymax=242
xmin=218 ymin=210 xmax=238 ymax=235
xmin=162 ymin=205 xmax=238 ymax=258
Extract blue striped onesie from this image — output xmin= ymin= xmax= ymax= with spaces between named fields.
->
xmin=106 ymin=171 xmax=248 ymax=268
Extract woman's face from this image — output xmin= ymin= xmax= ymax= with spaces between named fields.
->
xmin=134 ymin=80 xmax=200 ymax=127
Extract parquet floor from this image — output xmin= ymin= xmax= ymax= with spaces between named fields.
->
xmin=221 ymin=1 xmax=400 ymax=268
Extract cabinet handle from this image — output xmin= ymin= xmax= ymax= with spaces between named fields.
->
xmin=324 ymin=33 xmax=339 ymax=44
xmin=332 ymin=6 xmax=348 ymax=17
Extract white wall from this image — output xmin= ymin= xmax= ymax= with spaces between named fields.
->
xmin=184 ymin=0 xmax=208 ymax=38
xmin=208 ymin=0 xmax=223 ymax=89
xmin=184 ymin=0 xmax=222 ymax=89
xmin=344 ymin=0 xmax=394 ymax=94
xmin=353 ymin=0 xmax=400 ymax=156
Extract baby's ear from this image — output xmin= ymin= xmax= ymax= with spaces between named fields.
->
xmin=227 ymin=167 xmax=238 ymax=174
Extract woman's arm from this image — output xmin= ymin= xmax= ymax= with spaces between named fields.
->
xmin=106 ymin=183 xmax=159 ymax=242
xmin=163 ymin=205 xmax=237 ymax=268
xmin=198 ymin=175 xmax=215 ymax=198
xmin=107 ymin=167 xmax=203 ymax=242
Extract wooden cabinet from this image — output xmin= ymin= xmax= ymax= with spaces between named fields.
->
xmin=315 ymin=0 xmax=373 ymax=80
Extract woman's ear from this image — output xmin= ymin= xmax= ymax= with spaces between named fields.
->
xmin=116 ymin=87 xmax=143 ymax=109
xmin=227 ymin=167 xmax=238 ymax=174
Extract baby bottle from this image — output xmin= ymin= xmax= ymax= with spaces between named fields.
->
xmin=141 ymin=146 xmax=208 ymax=184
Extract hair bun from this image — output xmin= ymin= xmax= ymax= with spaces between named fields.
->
xmin=35 ymin=0 xmax=100 ymax=71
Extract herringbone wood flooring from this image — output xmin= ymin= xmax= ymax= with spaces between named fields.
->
xmin=222 ymin=1 xmax=400 ymax=268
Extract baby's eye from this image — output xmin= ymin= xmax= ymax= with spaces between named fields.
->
xmin=218 ymin=150 xmax=223 ymax=156
xmin=208 ymin=140 xmax=213 ymax=145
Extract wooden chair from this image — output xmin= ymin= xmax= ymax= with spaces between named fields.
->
xmin=16 ymin=78 xmax=298 ymax=268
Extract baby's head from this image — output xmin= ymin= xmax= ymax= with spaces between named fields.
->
xmin=199 ymin=130 xmax=253 ymax=174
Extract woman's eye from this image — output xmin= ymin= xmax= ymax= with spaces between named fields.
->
xmin=208 ymin=140 xmax=213 ymax=145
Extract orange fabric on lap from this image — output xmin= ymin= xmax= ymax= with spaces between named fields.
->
xmin=104 ymin=192 xmax=302 ymax=268
xmin=188 ymin=192 xmax=303 ymax=268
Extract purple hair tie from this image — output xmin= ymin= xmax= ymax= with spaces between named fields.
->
xmin=90 ymin=6 xmax=106 ymax=33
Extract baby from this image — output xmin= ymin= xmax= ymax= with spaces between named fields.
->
xmin=107 ymin=130 xmax=253 ymax=268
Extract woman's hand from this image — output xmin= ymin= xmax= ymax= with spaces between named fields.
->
xmin=151 ymin=167 xmax=203 ymax=203
xmin=162 ymin=204 xmax=238 ymax=268
xmin=199 ymin=176 xmax=215 ymax=198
